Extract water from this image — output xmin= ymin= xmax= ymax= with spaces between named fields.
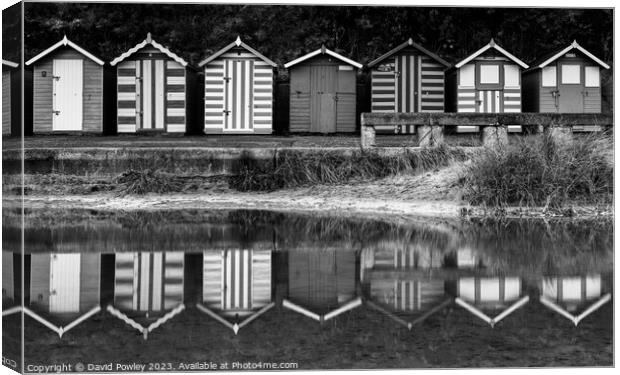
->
xmin=2 ymin=209 xmax=613 ymax=370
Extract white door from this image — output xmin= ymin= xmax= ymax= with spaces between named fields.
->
xmin=49 ymin=254 xmax=81 ymax=313
xmin=52 ymin=59 xmax=83 ymax=131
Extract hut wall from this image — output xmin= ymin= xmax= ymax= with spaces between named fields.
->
xmin=2 ymin=69 xmax=10 ymax=135
xmin=33 ymin=48 xmax=103 ymax=133
xmin=79 ymin=253 xmax=100 ymax=311
xmin=204 ymin=50 xmax=274 ymax=134
xmin=29 ymin=254 xmax=51 ymax=310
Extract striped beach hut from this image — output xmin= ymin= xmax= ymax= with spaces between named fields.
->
xmin=367 ymin=39 xmax=449 ymax=133
xmin=200 ymin=250 xmax=273 ymax=333
xmin=111 ymin=33 xmax=192 ymax=133
xmin=2 ymin=60 xmax=19 ymax=136
xmin=285 ymin=46 xmax=362 ymax=133
xmin=199 ymin=37 xmax=277 ymax=134
xmin=522 ymin=41 xmax=610 ymax=114
xmin=29 ymin=253 xmax=100 ymax=315
xmin=26 ymin=36 xmax=104 ymax=133
xmin=113 ymin=252 xmax=184 ymax=314
xmin=446 ymin=39 xmax=528 ymax=116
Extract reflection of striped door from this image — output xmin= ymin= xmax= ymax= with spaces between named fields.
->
xmin=114 ymin=252 xmax=184 ymax=312
xmin=458 ymin=277 xmax=521 ymax=303
xmin=224 ymin=60 xmax=254 ymax=131
xmin=476 ymin=90 xmax=502 ymax=113
xmin=49 ymin=254 xmax=81 ymax=313
xmin=395 ymin=54 xmax=417 ymax=112
xmin=203 ymin=250 xmax=271 ymax=318
xmin=140 ymin=60 xmax=166 ymax=130
xmin=391 ymin=280 xmax=444 ymax=311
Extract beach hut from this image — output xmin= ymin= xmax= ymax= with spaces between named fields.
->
xmin=539 ymin=274 xmax=611 ymax=326
xmin=522 ymin=41 xmax=610 ymax=114
xmin=367 ymin=39 xmax=450 ymax=133
xmin=2 ymin=60 xmax=19 ymax=136
xmin=198 ymin=249 xmax=274 ymax=334
xmin=446 ymin=39 xmax=528 ymax=115
xmin=285 ymin=45 xmax=362 ymax=133
xmin=26 ymin=36 xmax=104 ymax=133
xmin=2 ymin=251 xmax=15 ymax=306
xmin=27 ymin=253 xmax=101 ymax=337
xmin=198 ymin=37 xmax=277 ymax=134
xmin=111 ymin=33 xmax=194 ymax=133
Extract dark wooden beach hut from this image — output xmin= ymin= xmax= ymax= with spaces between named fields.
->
xmin=199 ymin=37 xmax=277 ymax=134
xmin=26 ymin=36 xmax=105 ymax=133
xmin=285 ymin=46 xmax=362 ymax=133
xmin=2 ymin=60 xmax=19 ymax=136
xmin=111 ymin=33 xmax=195 ymax=133
xmin=522 ymin=41 xmax=610 ymax=113
xmin=367 ymin=39 xmax=449 ymax=133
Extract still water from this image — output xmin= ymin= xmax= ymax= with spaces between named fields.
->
xmin=2 ymin=209 xmax=613 ymax=370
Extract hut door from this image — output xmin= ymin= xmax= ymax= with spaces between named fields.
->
xmin=140 ymin=60 xmax=166 ymax=130
xmin=224 ymin=60 xmax=254 ymax=132
xmin=52 ymin=59 xmax=83 ymax=131
xmin=558 ymin=64 xmax=584 ymax=113
xmin=395 ymin=55 xmax=417 ymax=112
xmin=475 ymin=91 xmax=502 ymax=113
xmin=49 ymin=254 xmax=81 ymax=313
xmin=310 ymin=65 xmax=337 ymax=133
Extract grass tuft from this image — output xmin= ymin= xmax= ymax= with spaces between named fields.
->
xmin=115 ymin=169 xmax=183 ymax=195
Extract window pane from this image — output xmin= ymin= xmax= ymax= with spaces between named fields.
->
xmin=459 ymin=64 xmax=475 ymax=86
xmin=542 ymin=66 xmax=556 ymax=87
xmin=504 ymin=65 xmax=519 ymax=86
xmin=561 ymin=64 xmax=581 ymax=84
xmin=480 ymin=65 xmax=499 ymax=84
xmin=585 ymin=66 xmax=600 ymax=87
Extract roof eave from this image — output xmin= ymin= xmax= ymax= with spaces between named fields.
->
xmin=538 ymin=42 xmax=610 ymax=70
xmin=26 ymin=36 xmax=104 ymax=66
xmin=111 ymin=37 xmax=188 ymax=67
xmin=455 ymin=42 xmax=528 ymax=69
xmin=2 ymin=59 xmax=19 ymax=68
xmin=198 ymin=39 xmax=277 ymax=68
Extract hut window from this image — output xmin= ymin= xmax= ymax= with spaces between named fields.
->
xmin=459 ymin=64 xmax=475 ymax=86
xmin=561 ymin=64 xmax=581 ymax=84
xmin=541 ymin=66 xmax=556 ymax=87
xmin=504 ymin=65 xmax=520 ymax=87
xmin=480 ymin=65 xmax=499 ymax=84
xmin=585 ymin=66 xmax=600 ymax=87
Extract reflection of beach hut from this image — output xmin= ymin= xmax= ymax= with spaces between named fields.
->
xmin=26 ymin=253 xmax=101 ymax=337
xmin=2 ymin=60 xmax=19 ymax=136
xmin=285 ymin=46 xmax=362 ymax=133
xmin=109 ymin=252 xmax=185 ymax=339
xmin=199 ymin=37 xmax=277 ymax=134
xmin=522 ymin=41 xmax=610 ymax=114
xmin=2 ymin=251 xmax=15 ymax=305
xmin=197 ymin=250 xmax=273 ymax=334
xmin=454 ymin=276 xmax=529 ymax=327
xmin=539 ymin=275 xmax=611 ymax=326
xmin=111 ymin=33 xmax=193 ymax=133
xmin=26 ymin=36 xmax=105 ymax=133
xmin=283 ymin=250 xmax=361 ymax=322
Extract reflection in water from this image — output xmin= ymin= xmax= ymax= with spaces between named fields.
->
xmin=1 ymin=209 xmax=614 ymax=368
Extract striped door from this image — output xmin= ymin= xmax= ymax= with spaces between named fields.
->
xmin=395 ymin=54 xmax=418 ymax=112
xmin=476 ymin=90 xmax=502 ymax=113
xmin=141 ymin=60 xmax=166 ymax=130
xmin=114 ymin=252 xmax=184 ymax=312
xmin=49 ymin=254 xmax=81 ymax=313
xmin=224 ymin=60 xmax=254 ymax=131
xmin=52 ymin=59 xmax=83 ymax=131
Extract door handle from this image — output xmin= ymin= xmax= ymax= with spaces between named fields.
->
xmin=53 ymin=110 xmax=60 ymax=115
xmin=333 ymin=95 xmax=339 ymax=102
xmin=52 ymin=76 xmax=61 ymax=81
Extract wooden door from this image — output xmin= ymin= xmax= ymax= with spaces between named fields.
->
xmin=310 ymin=65 xmax=337 ymax=133
xmin=395 ymin=54 xmax=417 ymax=112
xmin=476 ymin=90 xmax=502 ymax=113
xmin=52 ymin=59 xmax=82 ymax=131
xmin=224 ymin=60 xmax=254 ymax=132
xmin=140 ymin=60 xmax=165 ymax=130
xmin=49 ymin=254 xmax=81 ymax=313
xmin=558 ymin=63 xmax=584 ymax=113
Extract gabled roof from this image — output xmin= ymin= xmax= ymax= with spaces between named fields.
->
xmin=110 ymin=33 xmax=187 ymax=67
xmin=2 ymin=59 xmax=18 ymax=68
xmin=454 ymin=39 xmax=528 ymax=69
xmin=368 ymin=38 xmax=450 ymax=68
xmin=25 ymin=35 xmax=104 ymax=66
xmin=284 ymin=45 xmax=362 ymax=69
xmin=528 ymin=40 xmax=610 ymax=70
xmin=198 ymin=36 xmax=276 ymax=67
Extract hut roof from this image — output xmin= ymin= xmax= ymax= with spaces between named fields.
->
xmin=527 ymin=40 xmax=610 ymax=71
xmin=454 ymin=39 xmax=528 ymax=69
xmin=198 ymin=36 xmax=276 ymax=67
xmin=367 ymin=38 xmax=450 ymax=68
xmin=25 ymin=35 xmax=104 ymax=66
xmin=110 ymin=33 xmax=188 ymax=67
xmin=284 ymin=45 xmax=362 ymax=69
xmin=2 ymin=59 xmax=18 ymax=68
